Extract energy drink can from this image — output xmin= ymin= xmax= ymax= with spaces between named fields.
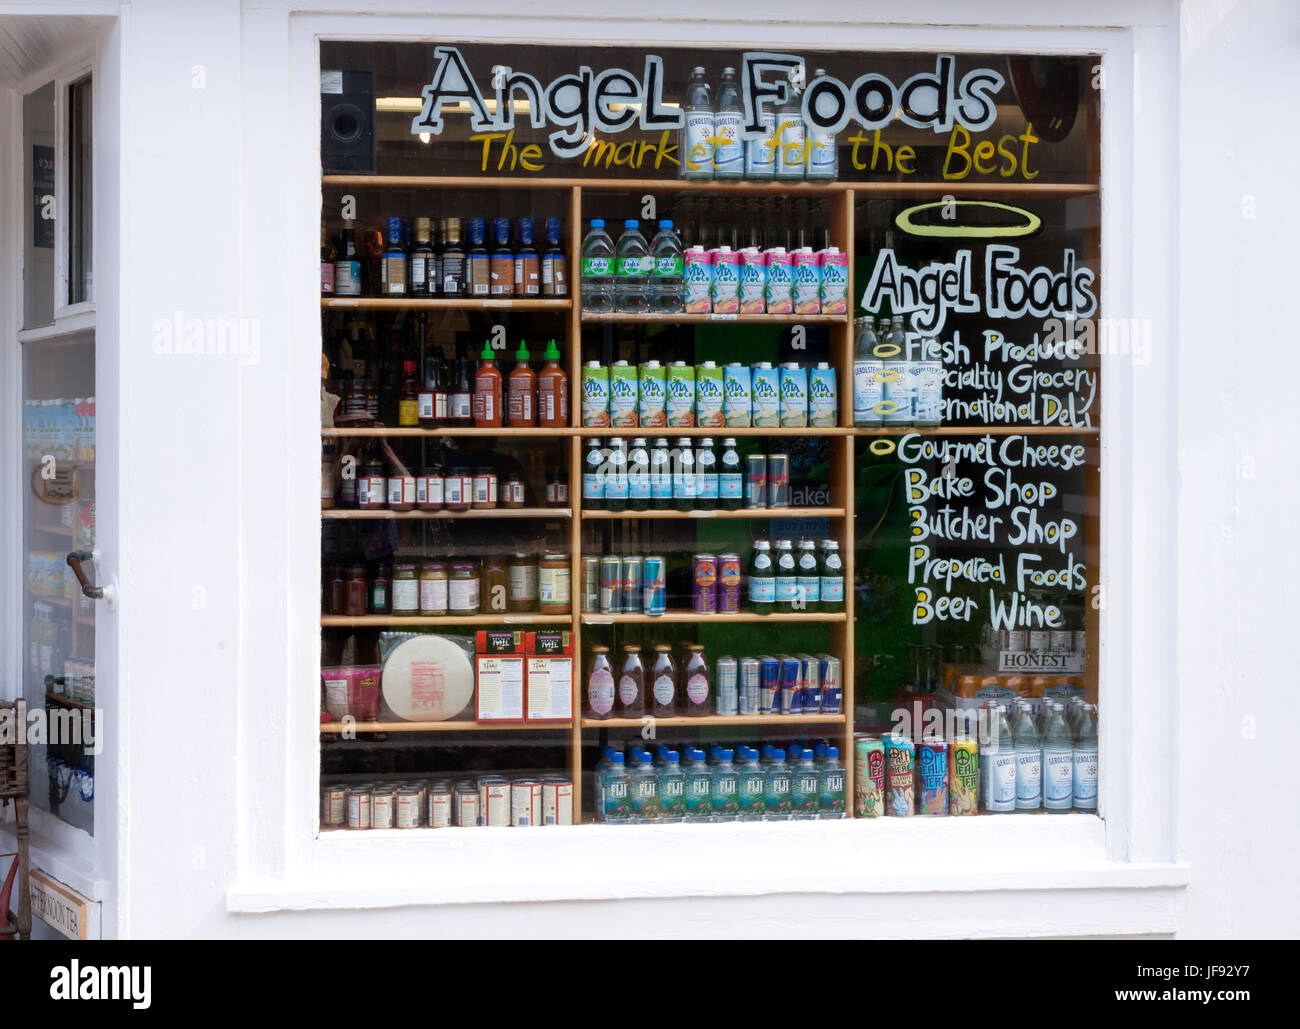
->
xmin=581 ymin=555 xmax=600 ymax=613
xmin=621 ymin=556 xmax=643 ymax=614
xmin=745 ymin=454 xmax=767 ymax=508
xmin=883 ymin=733 xmax=916 ymax=816
xmin=767 ymin=453 xmax=790 ymax=507
xmin=642 ymin=555 xmax=667 ymax=615
xmin=758 ymin=655 xmax=779 ymax=714
xmin=692 ymin=553 xmax=718 ymax=614
xmin=600 ymin=555 xmax=623 ymax=614
xmin=917 ymin=735 xmax=949 ymax=816
xmin=739 ymin=657 xmax=761 ymax=714
xmin=949 ymin=734 xmax=979 ymax=816
xmin=778 ymin=656 xmax=801 ymax=714
xmin=853 ymin=736 xmax=886 ymax=817
xmin=715 ymin=655 xmax=739 ymax=715
xmin=798 ymin=654 xmax=821 ymax=712
xmin=818 ymin=655 xmax=842 ymax=713
xmin=717 ymin=553 xmax=743 ymax=613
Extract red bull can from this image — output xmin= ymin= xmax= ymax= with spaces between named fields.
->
xmin=798 ymin=654 xmax=820 ymax=712
xmin=739 ymin=657 xmax=761 ymax=714
xmin=758 ymin=655 xmax=779 ymax=714
xmin=600 ymin=555 xmax=622 ymax=614
xmin=621 ymin=555 xmax=643 ymax=613
xmin=717 ymin=553 xmax=742 ymax=613
xmin=818 ymin=655 xmax=842 ymax=713
xmin=778 ymin=655 xmax=801 ymax=713
xmin=643 ymin=555 xmax=667 ymax=615
xmin=715 ymin=655 xmax=739 ymax=715
xmin=581 ymin=555 xmax=600 ymax=613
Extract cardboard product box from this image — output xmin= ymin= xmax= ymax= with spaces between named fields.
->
xmin=526 ymin=631 xmax=574 ymax=722
xmin=475 ymin=630 xmax=525 ymax=722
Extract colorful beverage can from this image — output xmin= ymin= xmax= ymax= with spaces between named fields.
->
xmin=917 ymin=736 xmax=949 ymax=815
xmin=751 ymin=362 xmax=781 ymax=427
xmin=745 ymin=454 xmax=768 ymax=507
xmin=758 ymin=655 xmax=780 ymax=714
xmin=778 ymin=656 xmax=801 ymax=714
xmin=621 ymin=555 xmax=643 ymax=614
xmin=779 ymin=362 xmax=809 ymax=427
xmin=608 ymin=360 xmax=640 ymax=427
xmin=695 ymin=361 xmax=725 ymax=427
xmin=949 ymin=735 xmax=979 ymax=815
xmin=511 ymin=778 xmax=542 ymax=827
xmin=581 ymin=361 xmax=610 ymax=427
xmin=692 ymin=553 xmax=718 ymax=614
xmin=723 ymin=362 xmax=752 ymax=427
xmin=809 ymin=363 xmax=838 ymax=427
xmin=642 ymin=555 xmax=667 ymax=615
xmin=818 ymin=247 xmax=848 ymax=314
xmin=818 ymin=655 xmax=842 ymax=713
xmin=853 ymin=736 xmax=886 ymax=817
xmin=766 ymin=453 xmax=790 ymax=507
xmin=798 ymin=654 xmax=821 ymax=711
xmin=600 ymin=555 xmax=623 ymax=614
xmin=541 ymin=775 xmax=574 ymax=826
xmin=710 ymin=246 xmax=741 ymax=313
xmin=717 ymin=552 xmax=743 ymax=613
xmin=715 ymin=655 xmax=739 ymax=715
xmin=581 ymin=554 xmax=600 ymax=613
xmin=792 ymin=247 xmax=821 ymax=315
xmin=883 ymin=733 xmax=916 ymax=816
xmin=764 ymin=248 xmax=794 ymax=314
xmin=738 ymin=247 xmax=767 ymax=313
xmin=739 ymin=657 xmax=761 ymax=714
xmin=683 ymin=245 xmax=713 ymax=313
xmin=666 ymin=361 xmax=696 ymax=427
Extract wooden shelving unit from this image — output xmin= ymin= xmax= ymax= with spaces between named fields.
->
xmin=321 ymin=613 xmax=571 ymax=628
xmin=580 ymin=611 xmax=847 ymax=625
xmin=320 ymin=720 xmax=570 ymax=734
xmin=582 ymin=714 xmax=846 ymax=729
xmin=322 ymin=507 xmax=570 ymax=520
xmin=580 ymin=507 xmax=844 ymax=520
xmin=582 ymin=312 xmax=846 ymax=325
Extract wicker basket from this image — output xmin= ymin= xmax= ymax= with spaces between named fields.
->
xmin=0 ymin=699 xmax=30 ymax=940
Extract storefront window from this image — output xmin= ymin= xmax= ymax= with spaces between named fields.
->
xmin=318 ymin=42 xmax=1100 ymax=830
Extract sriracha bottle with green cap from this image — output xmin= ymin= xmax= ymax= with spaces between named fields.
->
xmin=473 ymin=342 xmax=503 ymax=427
xmin=537 ymin=339 xmax=568 ymax=428
xmin=508 ymin=340 xmax=536 ymax=426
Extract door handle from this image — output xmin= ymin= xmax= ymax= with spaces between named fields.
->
xmin=66 ymin=551 xmax=105 ymax=600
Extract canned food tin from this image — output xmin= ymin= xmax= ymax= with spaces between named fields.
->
xmin=429 ymin=783 xmax=452 ymax=828
xmin=395 ymin=788 xmax=423 ymax=829
xmin=853 ymin=736 xmax=886 ymax=818
xmin=345 ymin=787 xmax=371 ymax=830
xmin=581 ymin=555 xmax=601 ymax=613
xmin=621 ymin=555 xmax=643 ymax=613
xmin=322 ymin=785 xmax=346 ymax=827
xmin=798 ymin=654 xmax=820 ymax=712
xmin=541 ymin=775 xmax=574 ymax=826
xmin=511 ymin=778 xmax=542 ymax=827
xmin=744 ymin=454 xmax=768 ymax=508
xmin=739 ymin=657 xmax=762 ymax=714
xmin=692 ymin=553 xmax=718 ymax=614
xmin=767 ymin=453 xmax=791 ymax=508
xmin=454 ymin=783 xmax=480 ymax=827
xmin=949 ymin=735 xmax=979 ymax=815
xmin=715 ymin=655 xmax=739 ymax=715
xmin=481 ymin=777 xmax=511 ymax=827
xmin=917 ymin=736 xmax=949 ymax=816
xmin=758 ymin=656 xmax=780 ymax=714
xmin=642 ymin=555 xmax=667 ymax=615
xmin=818 ymin=655 xmax=842 ymax=714
xmin=778 ymin=655 xmax=801 ymax=714
xmin=717 ymin=553 xmax=743 ymax=613
xmin=600 ymin=555 xmax=623 ymax=614
xmin=883 ymin=733 xmax=916 ymax=816
xmin=370 ymin=788 xmax=395 ymax=829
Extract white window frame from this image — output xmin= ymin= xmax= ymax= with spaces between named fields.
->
xmin=226 ymin=4 xmax=1186 ymax=936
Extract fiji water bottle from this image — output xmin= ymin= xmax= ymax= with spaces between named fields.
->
xmin=853 ymin=317 xmax=883 ymax=427
xmin=764 ymin=748 xmax=793 ymax=820
xmin=615 ymin=220 xmax=650 ymax=314
xmin=603 ymin=752 xmax=631 ymax=823
xmin=737 ymin=745 xmax=766 ymax=821
xmin=683 ymin=747 xmax=714 ymax=822
xmin=580 ymin=220 xmax=615 ymax=314
xmin=648 ymin=219 xmax=685 ymax=313
xmin=1042 ymin=704 xmax=1075 ymax=812
xmin=680 ymin=67 xmax=714 ymax=181
xmin=629 ymin=751 xmax=661 ymax=822
xmin=710 ymin=747 xmax=739 ymax=821
xmin=1013 ymin=700 xmax=1042 ymax=812
xmin=713 ymin=66 xmax=744 ymax=180
xmin=790 ymin=748 xmax=820 ymax=819
xmin=658 ymin=749 xmax=686 ymax=822
xmin=594 ymin=745 xmax=616 ymax=821
xmin=818 ymin=745 xmax=847 ymax=819
xmin=1072 ymin=703 xmax=1099 ymax=812
xmin=805 ymin=68 xmax=838 ymax=181
xmin=983 ymin=703 xmax=1016 ymax=813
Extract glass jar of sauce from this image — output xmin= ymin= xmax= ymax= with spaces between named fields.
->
xmin=507 ymin=553 xmax=538 ymax=612
xmin=449 ymin=562 xmax=480 ymax=614
xmin=502 ymin=473 xmax=526 ymax=508
xmin=481 ymin=555 xmax=509 ymax=613
xmin=387 ymin=469 xmax=416 ymax=512
xmin=545 ymin=471 xmax=568 ymax=508
xmin=392 ymin=563 xmax=420 ymax=614
xmin=419 ymin=561 xmax=448 ymax=616
xmin=538 ymin=552 xmax=571 ymax=614
xmin=360 ymin=462 xmax=386 ymax=509
xmin=472 ymin=466 xmax=497 ymax=510
xmin=445 ymin=466 xmax=471 ymax=512
xmin=321 ymin=439 xmax=338 ymax=509
xmin=417 ymin=465 xmax=444 ymax=512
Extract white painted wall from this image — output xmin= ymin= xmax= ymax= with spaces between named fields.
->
xmin=6 ymin=0 xmax=1295 ymax=939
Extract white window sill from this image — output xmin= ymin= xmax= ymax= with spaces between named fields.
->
xmin=228 ymin=815 xmax=1189 ymax=936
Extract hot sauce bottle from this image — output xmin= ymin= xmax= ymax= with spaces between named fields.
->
xmin=398 ymin=360 xmax=419 ymax=427
xmin=536 ymin=339 xmax=568 ymax=428
xmin=508 ymin=341 xmax=536 ymax=426
xmin=473 ymin=343 xmax=503 ymax=427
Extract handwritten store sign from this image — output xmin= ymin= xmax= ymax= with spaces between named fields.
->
xmin=410 ymin=49 xmax=1027 ymax=176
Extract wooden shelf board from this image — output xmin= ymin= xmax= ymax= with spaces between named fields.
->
xmin=320 ymin=720 xmax=571 ymax=734
xmin=321 ymin=297 xmax=571 ymax=311
xmin=581 ymin=312 xmax=846 ymax=325
xmin=575 ymin=425 xmax=845 ymax=437
xmin=581 ymin=714 xmax=846 ymax=728
xmin=581 ymin=507 xmax=843 ymax=519
xmin=850 ymin=425 xmax=1099 ymax=436
xmin=322 ymin=613 xmax=572 ymax=627
xmin=322 ymin=426 xmax=569 ymax=437
xmin=322 ymin=507 xmax=570 ymax=520
xmin=581 ymin=611 xmax=845 ymax=624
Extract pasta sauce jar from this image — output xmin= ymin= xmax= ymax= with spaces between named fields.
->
xmin=445 ymin=466 xmax=471 ymax=512
xmin=508 ymin=553 xmax=538 ymax=612
xmin=417 ymin=465 xmax=444 ymax=511
xmin=538 ymin=552 xmax=571 ymax=614
xmin=419 ymin=561 xmax=448 ymax=616
xmin=449 ymin=561 xmax=480 ymax=614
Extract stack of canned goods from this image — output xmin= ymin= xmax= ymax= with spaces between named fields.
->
xmin=323 ymin=774 xmax=573 ymax=830
xmin=715 ymin=654 xmax=842 ymax=716
xmin=583 ymin=553 xmax=671 ymax=615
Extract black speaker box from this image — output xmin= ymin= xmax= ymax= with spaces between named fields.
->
xmin=321 ymin=69 xmax=375 ymax=174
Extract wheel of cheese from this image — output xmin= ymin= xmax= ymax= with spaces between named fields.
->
xmin=381 ymin=635 xmax=475 ymax=722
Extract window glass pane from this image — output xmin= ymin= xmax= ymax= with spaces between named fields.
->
xmin=68 ymin=75 xmax=93 ymax=306
xmin=22 ymin=82 xmax=55 ymax=329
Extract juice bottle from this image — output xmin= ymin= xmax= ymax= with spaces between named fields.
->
xmin=473 ymin=343 xmax=503 ymax=427
xmin=617 ymin=644 xmax=645 ymax=717
xmin=508 ymin=340 xmax=536 ymax=426
xmin=650 ymin=643 xmax=677 ymax=716
xmin=586 ymin=645 xmax=615 ymax=719
xmin=681 ymin=644 xmax=711 ymax=715
xmin=536 ymin=340 xmax=568 ymax=428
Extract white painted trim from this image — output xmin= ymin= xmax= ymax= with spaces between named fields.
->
xmin=16 ymin=306 xmax=93 ymax=343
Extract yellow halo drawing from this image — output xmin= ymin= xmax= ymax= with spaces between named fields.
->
xmin=894 ymin=199 xmax=1042 ymax=238
xmin=869 ymin=438 xmax=897 ymax=456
